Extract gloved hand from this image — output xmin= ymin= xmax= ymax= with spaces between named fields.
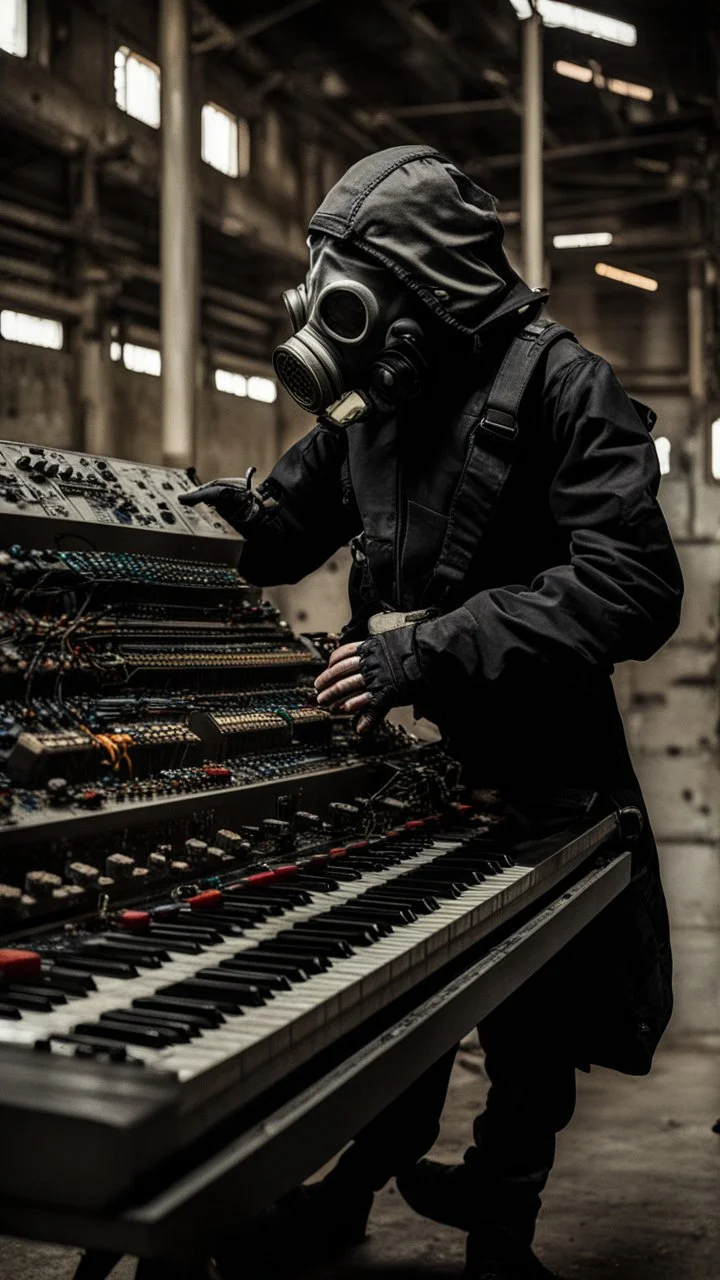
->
xmin=179 ymin=466 xmax=266 ymax=533
xmin=314 ymin=627 xmax=422 ymax=734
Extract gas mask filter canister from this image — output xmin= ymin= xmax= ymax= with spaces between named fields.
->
xmin=273 ymin=241 xmax=427 ymax=415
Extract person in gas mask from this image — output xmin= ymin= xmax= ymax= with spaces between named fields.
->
xmin=181 ymin=145 xmax=683 ymax=1280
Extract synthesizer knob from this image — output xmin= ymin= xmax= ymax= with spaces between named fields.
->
xmin=261 ymin=818 xmax=292 ymax=846
xmin=47 ymin=776 xmax=70 ymax=805
xmin=170 ymin=860 xmax=190 ymax=875
xmin=148 ymin=852 xmax=168 ymax=875
xmin=58 ymin=463 xmax=74 ymax=481
xmin=160 ymin=510 xmax=177 ymax=525
xmin=43 ymin=461 xmax=60 ymax=478
xmin=0 ymin=884 xmax=22 ymax=913
xmin=328 ymin=801 xmax=360 ymax=832
xmin=24 ymin=870 xmax=62 ymax=898
xmin=214 ymin=829 xmax=250 ymax=858
xmin=67 ymin=862 xmax=101 ymax=887
xmin=295 ymin=811 xmax=321 ymax=830
xmin=16 ymin=454 xmax=32 ymax=471
xmin=206 ymin=846 xmax=233 ymax=867
xmin=185 ymin=838 xmax=208 ymax=865
xmin=105 ymin=853 xmax=135 ymax=879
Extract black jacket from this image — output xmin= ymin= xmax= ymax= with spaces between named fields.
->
xmin=240 ymin=147 xmax=684 ymax=1075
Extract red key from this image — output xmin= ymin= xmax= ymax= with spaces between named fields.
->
xmin=273 ymin=865 xmax=298 ymax=880
xmin=0 ymin=950 xmax=42 ymax=979
xmin=188 ymin=889 xmax=223 ymax=910
xmin=406 ymin=819 xmax=426 ymax=831
xmin=120 ymin=910 xmax=151 ymax=933
xmin=348 ymin=840 xmax=369 ymax=850
xmin=328 ymin=847 xmax=348 ymax=859
xmin=245 ymin=871 xmax=276 ymax=888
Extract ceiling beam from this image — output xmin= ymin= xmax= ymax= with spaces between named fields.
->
xmin=470 ymin=129 xmax=700 ymax=171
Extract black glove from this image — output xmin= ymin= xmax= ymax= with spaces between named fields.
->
xmin=179 ymin=467 xmax=268 ymax=533
xmin=314 ymin=626 xmax=423 ymax=733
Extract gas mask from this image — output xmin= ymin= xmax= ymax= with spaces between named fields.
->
xmin=273 ymin=238 xmax=428 ymax=416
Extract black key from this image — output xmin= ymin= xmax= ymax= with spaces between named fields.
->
xmin=74 ymin=1020 xmax=169 ymax=1048
xmin=177 ymin=911 xmax=245 ymax=937
xmin=289 ymin=875 xmax=340 ymax=893
xmin=318 ymin=907 xmax=394 ymax=934
xmin=252 ymin=943 xmax=330 ymax=973
xmin=273 ymin=931 xmax=354 ymax=958
xmin=229 ymin=887 xmax=314 ymax=907
xmin=0 ymin=1002 xmax=20 ymax=1019
xmin=45 ymin=955 xmax=138 ymax=979
xmin=398 ymin=876 xmax=463 ymax=899
xmin=37 ymin=1033 xmax=128 ymax=1062
xmin=101 ymin=1009 xmax=194 ymax=1042
xmin=194 ymin=971 xmax=267 ymax=1006
xmin=7 ymin=984 xmax=68 ymax=1005
xmin=2 ymin=991 xmax=54 ymax=1012
xmin=98 ymin=1011 xmax=178 ymax=1045
xmin=151 ymin=924 xmax=222 ymax=946
xmin=133 ymin=996 xmax=223 ymax=1027
xmin=361 ymin=887 xmax=439 ymax=913
xmin=158 ymin=981 xmax=245 ymax=1013
xmin=101 ymin=934 xmax=177 ymax=957
xmin=335 ymin=900 xmax=416 ymax=925
xmin=216 ymin=961 xmax=292 ymax=991
xmin=43 ymin=965 xmax=97 ymax=993
xmin=77 ymin=941 xmax=165 ymax=969
xmin=300 ymin=864 xmax=363 ymax=883
xmin=292 ymin=919 xmax=378 ymax=947
xmin=227 ymin=953 xmax=310 ymax=982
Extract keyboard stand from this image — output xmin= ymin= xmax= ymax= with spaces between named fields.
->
xmin=6 ymin=849 xmax=631 ymax=1272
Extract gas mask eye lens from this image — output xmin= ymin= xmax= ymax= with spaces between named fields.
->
xmin=317 ymin=288 xmax=368 ymax=341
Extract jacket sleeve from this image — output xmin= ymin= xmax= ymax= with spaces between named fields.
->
xmin=410 ymin=352 xmax=684 ymax=690
xmin=239 ymin=425 xmax=361 ymax=586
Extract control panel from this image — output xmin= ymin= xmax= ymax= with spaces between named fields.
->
xmin=0 ymin=441 xmax=241 ymax=562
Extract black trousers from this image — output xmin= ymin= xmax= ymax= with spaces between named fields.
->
xmin=331 ymin=962 xmax=577 ymax=1192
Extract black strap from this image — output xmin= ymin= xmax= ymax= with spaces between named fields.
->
xmin=430 ymin=317 xmax=574 ymax=600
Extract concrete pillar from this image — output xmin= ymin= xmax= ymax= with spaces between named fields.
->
xmin=76 ymin=151 xmax=112 ymax=455
xmin=521 ymin=7 xmax=544 ymax=288
xmin=160 ymin=0 xmax=197 ymax=469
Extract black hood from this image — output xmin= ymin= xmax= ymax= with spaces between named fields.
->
xmin=309 ymin=145 xmax=547 ymax=339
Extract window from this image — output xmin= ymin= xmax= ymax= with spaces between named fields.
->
xmin=711 ymin=419 xmax=720 ymax=481
xmin=247 ymin=376 xmax=277 ymax=404
xmin=201 ymin=103 xmax=250 ymax=178
xmin=111 ymin=341 xmax=161 ymax=376
xmin=215 ymin=369 xmax=247 ymax=397
xmin=214 ymin=369 xmax=276 ymax=403
xmin=114 ymin=46 xmax=161 ymax=129
xmin=0 ymin=310 xmax=63 ymax=350
xmin=0 ymin=0 xmax=27 ymax=57
xmin=654 ymin=436 xmax=671 ymax=477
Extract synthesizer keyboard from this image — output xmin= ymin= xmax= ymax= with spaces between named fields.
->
xmin=0 ymin=441 xmax=635 ymax=1263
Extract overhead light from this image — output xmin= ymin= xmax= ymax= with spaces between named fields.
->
xmin=595 ymin=263 xmax=658 ymax=292
xmin=554 ymin=59 xmax=593 ymax=82
xmin=554 ymin=60 xmax=653 ymax=100
xmin=508 ymin=1 xmax=636 ymax=46
xmin=606 ymin=77 xmax=653 ymax=101
xmin=554 ymin=231 xmax=613 ymax=249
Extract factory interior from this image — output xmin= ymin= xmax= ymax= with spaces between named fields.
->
xmin=0 ymin=0 xmax=719 ymax=1278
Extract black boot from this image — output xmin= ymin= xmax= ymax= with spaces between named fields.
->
xmin=397 ymin=1158 xmax=560 ymax=1279
xmin=465 ymin=1229 xmax=562 ymax=1280
xmin=213 ymin=1177 xmax=373 ymax=1277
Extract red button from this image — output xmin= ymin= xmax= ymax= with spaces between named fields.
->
xmin=0 ymin=949 xmax=42 ymax=979
xmin=120 ymin=910 xmax=151 ymax=933
xmin=188 ymin=889 xmax=223 ymax=910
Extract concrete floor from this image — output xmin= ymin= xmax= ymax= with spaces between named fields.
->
xmin=1 ymin=1039 xmax=718 ymax=1280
